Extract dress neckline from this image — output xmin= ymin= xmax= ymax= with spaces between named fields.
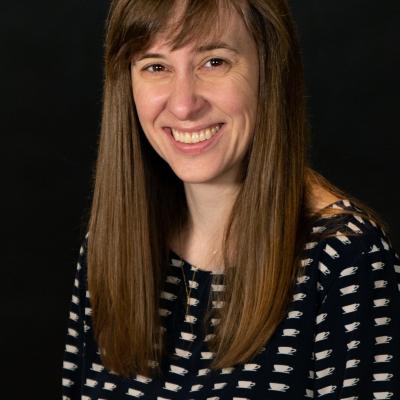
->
xmin=168 ymin=198 xmax=355 ymax=275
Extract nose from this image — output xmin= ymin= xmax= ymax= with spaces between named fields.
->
xmin=166 ymin=73 xmax=208 ymax=120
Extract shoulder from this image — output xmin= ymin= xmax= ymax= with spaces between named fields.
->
xmin=299 ymin=200 xmax=399 ymax=295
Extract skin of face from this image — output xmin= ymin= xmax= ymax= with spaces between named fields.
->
xmin=130 ymin=7 xmax=259 ymax=185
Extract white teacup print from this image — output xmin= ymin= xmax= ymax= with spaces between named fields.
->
xmin=288 ymin=310 xmax=303 ymax=319
xmin=373 ymin=373 xmax=393 ymax=382
xmin=340 ymin=284 xmax=359 ymax=296
xmin=343 ymin=377 xmax=359 ymax=387
xmin=243 ymin=363 xmax=261 ymax=371
xmin=166 ymin=275 xmax=180 ymax=284
xmin=373 ymin=392 xmax=393 ymax=399
xmin=213 ymin=382 xmax=228 ymax=390
xmin=296 ymin=275 xmax=310 ymax=284
xmin=342 ymin=303 xmax=360 ymax=314
xmin=204 ymin=333 xmax=215 ymax=341
xmin=335 ymin=233 xmax=351 ymax=244
xmin=220 ymin=367 xmax=235 ymax=374
xmin=159 ymin=308 xmax=171 ymax=317
xmin=268 ymin=382 xmax=289 ymax=392
xmin=190 ymin=384 xmax=203 ymax=392
xmin=317 ymin=385 xmax=337 ymax=396
xmin=375 ymin=336 xmax=392 ymax=345
xmin=347 ymin=340 xmax=360 ymax=350
xmin=277 ymin=346 xmax=297 ymax=355
xmin=237 ymin=380 xmax=256 ymax=389
xmin=212 ymin=300 xmax=225 ymax=309
xmin=301 ymin=258 xmax=313 ymax=267
xmin=67 ymin=328 xmax=79 ymax=338
xmin=164 ymin=382 xmax=182 ymax=392
xmin=90 ymin=362 xmax=104 ymax=372
xmin=185 ymin=314 xmax=197 ymax=323
xmin=324 ymin=244 xmax=339 ymax=258
xmin=374 ymin=280 xmax=388 ymax=289
xmin=63 ymin=361 xmax=78 ymax=371
xmin=345 ymin=321 xmax=360 ymax=332
xmin=273 ymin=364 xmax=293 ymax=374
xmin=282 ymin=328 xmax=300 ymax=337
xmin=339 ymin=266 xmax=358 ymax=277
xmin=373 ymin=298 xmax=390 ymax=307
xmin=315 ymin=331 xmax=329 ymax=342
xmin=188 ymin=297 xmax=199 ymax=306
xmin=345 ymin=359 xmax=360 ymax=368
xmin=316 ymin=367 xmax=335 ymax=379
xmin=188 ymin=280 xmax=199 ymax=289
xmin=211 ymin=283 xmax=225 ymax=292
xmin=85 ymin=378 xmax=98 ymax=388
xmin=318 ymin=261 xmax=331 ymax=275
xmin=160 ymin=291 xmax=177 ymax=301
xmin=175 ymin=347 xmax=192 ymax=359
xmin=292 ymin=292 xmax=306 ymax=301
xmin=198 ymin=368 xmax=211 ymax=376
xmin=65 ymin=344 xmax=79 ymax=354
xmin=372 ymin=262 xmax=385 ymax=271
xmin=374 ymin=354 xmax=393 ymax=363
xmin=135 ymin=374 xmax=152 ymax=383
xmin=126 ymin=388 xmax=144 ymax=397
xmin=180 ymin=331 xmax=197 ymax=341
xmin=316 ymin=313 xmax=327 ymax=324
xmin=170 ymin=365 xmax=188 ymax=376
xmin=314 ymin=349 xmax=332 ymax=360
xmin=374 ymin=317 xmax=391 ymax=326
xmin=62 ymin=378 xmax=74 ymax=387
xmin=103 ymin=382 xmax=117 ymax=391
xmin=305 ymin=388 xmax=314 ymax=398
xmin=200 ymin=351 xmax=215 ymax=360
xmin=69 ymin=311 xmax=79 ymax=321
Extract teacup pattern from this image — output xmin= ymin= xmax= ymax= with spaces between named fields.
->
xmin=62 ymin=200 xmax=400 ymax=399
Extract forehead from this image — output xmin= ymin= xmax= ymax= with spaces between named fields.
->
xmin=141 ymin=1 xmax=250 ymax=54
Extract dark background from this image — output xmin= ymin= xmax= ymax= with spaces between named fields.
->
xmin=1 ymin=1 xmax=399 ymax=398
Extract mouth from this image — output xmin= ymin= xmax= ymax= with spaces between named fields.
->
xmin=164 ymin=123 xmax=224 ymax=144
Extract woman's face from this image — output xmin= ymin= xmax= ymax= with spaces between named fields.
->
xmin=131 ymin=7 xmax=259 ymax=184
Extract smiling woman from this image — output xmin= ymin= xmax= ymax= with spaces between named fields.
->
xmin=62 ymin=0 xmax=400 ymax=399
xmin=130 ymin=5 xmax=258 ymax=184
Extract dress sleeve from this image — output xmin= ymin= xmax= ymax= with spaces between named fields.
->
xmin=61 ymin=236 xmax=88 ymax=399
xmin=311 ymin=228 xmax=400 ymax=399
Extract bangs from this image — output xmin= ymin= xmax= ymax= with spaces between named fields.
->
xmin=107 ymin=0 xmax=246 ymax=68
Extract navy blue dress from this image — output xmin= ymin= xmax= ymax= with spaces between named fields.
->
xmin=62 ymin=199 xmax=400 ymax=399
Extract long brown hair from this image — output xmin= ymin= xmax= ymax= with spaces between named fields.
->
xmin=86 ymin=0 xmax=387 ymax=378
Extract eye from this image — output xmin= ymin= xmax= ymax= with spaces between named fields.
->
xmin=203 ymin=58 xmax=229 ymax=69
xmin=142 ymin=64 xmax=166 ymax=73
xmin=140 ymin=58 xmax=230 ymax=74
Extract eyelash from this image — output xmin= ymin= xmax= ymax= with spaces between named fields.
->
xmin=142 ymin=58 xmax=229 ymax=73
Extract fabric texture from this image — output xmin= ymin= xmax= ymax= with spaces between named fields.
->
xmin=62 ymin=199 xmax=400 ymax=399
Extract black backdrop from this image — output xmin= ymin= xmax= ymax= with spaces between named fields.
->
xmin=1 ymin=1 xmax=399 ymax=398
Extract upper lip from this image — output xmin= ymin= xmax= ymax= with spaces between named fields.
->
xmin=166 ymin=123 xmax=223 ymax=133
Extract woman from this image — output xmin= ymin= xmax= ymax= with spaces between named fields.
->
xmin=62 ymin=0 xmax=400 ymax=399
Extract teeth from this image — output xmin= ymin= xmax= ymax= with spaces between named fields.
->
xmin=171 ymin=124 xmax=221 ymax=144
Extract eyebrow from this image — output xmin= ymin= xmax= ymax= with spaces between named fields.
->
xmin=135 ymin=41 xmax=239 ymax=62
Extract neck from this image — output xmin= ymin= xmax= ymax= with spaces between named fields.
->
xmin=183 ymin=179 xmax=241 ymax=242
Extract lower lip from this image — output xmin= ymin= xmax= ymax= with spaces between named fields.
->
xmin=164 ymin=124 xmax=225 ymax=155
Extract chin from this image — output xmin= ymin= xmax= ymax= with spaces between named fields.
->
xmin=172 ymin=169 xmax=219 ymax=184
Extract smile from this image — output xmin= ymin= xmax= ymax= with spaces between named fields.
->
xmin=171 ymin=124 xmax=222 ymax=144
